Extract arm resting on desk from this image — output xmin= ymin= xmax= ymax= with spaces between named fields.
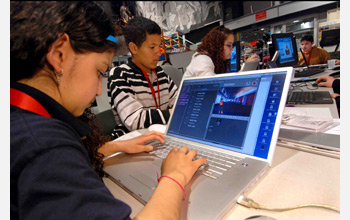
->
xmin=98 ymin=131 xmax=165 ymax=157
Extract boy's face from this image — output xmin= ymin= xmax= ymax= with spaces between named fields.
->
xmin=301 ymin=40 xmax=313 ymax=53
xmin=131 ymin=33 xmax=161 ymax=73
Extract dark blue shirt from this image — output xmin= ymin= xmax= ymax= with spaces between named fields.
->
xmin=11 ymin=82 xmax=132 ymax=219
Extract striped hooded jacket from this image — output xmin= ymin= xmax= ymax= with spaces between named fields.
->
xmin=107 ymin=59 xmax=178 ymax=139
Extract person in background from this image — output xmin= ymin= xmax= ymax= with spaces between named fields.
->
xmin=315 ymin=75 xmax=340 ymax=117
xmin=120 ymin=1 xmax=133 ymax=23
xmin=11 ymin=2 xmax=206 ymax=219
xmin=183 ymin=25 xmax=260 ymax=78
xmin=298 ymin=35 xmax=331 ymax=65
xmin=108 ymin=17 xmax=178 ymax=139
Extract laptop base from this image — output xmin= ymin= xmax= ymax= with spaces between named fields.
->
xmin=104 ymin=152 xmax=268 ymax=220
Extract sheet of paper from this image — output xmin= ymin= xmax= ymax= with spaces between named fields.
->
xmin=324 ymin=119 xmax=340 ymax=135
xmin=281 ymin=107 xmax=339 ymax=135
xmin=283 ymin=107 xmax=333 ymax=119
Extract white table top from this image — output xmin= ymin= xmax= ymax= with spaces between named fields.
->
xmin=104 ymin=143 xmax=340 ymax=220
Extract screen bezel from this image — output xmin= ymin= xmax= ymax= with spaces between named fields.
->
xmin=272 ymin=33 xmax=298 ymax=67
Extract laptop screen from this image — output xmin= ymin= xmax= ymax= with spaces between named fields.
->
xmin=227 ymin=41 xmax=241 ymax=72
xmin=167 ymin=71 xmax=288 ymax=159
xmin=271 ymin=33 xmax=298 ymax=67
xmin=276 ymin=37 xmax=296 ymax=64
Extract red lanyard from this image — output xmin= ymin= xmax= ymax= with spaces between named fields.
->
xmin=10 ymin=88 xmax=51 ymax=118
xmin=139 ymin=68 xmax=161 ymax=109
xmin=303 ymin=48 xmax=312 ymax=65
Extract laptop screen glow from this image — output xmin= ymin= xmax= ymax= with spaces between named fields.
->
xmin=276 ymin=37 xmax=296 ymax=64
xmin=167 ymin=71 xmax=288 ymax=159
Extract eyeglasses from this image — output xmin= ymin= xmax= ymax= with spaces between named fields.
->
xmin=225 ymin=44 xmax=234 ymax=49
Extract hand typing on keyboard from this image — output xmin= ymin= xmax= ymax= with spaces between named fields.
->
xmin=161 ymin=146 xmax=207 ymax=186
xmin=148 ymin=139 xmax=243 ymax=180
xmin=101 ymin=131 xmax=166 ymax=157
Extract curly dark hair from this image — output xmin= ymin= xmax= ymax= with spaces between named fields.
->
xmin=79 ymin=109 xmax=111 ymax=178
xmin=123 ymin=16 xmax=161 ymax=51
xmin=11 ymin=1 xmax=117 ymax=178
xmin=196 ymin=25 xmax=233 ymax=74
xmin=10 ymin=1 xmax=117 ymax=82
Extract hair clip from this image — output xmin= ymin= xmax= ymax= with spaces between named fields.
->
xmin=106 ymin=35 xmax=117 ymax=43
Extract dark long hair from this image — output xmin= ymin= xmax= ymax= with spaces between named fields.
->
xmin=11 ymin=1 xmax=117 ymax=178
xmin=79 ymin=110 xmax=111 ymax=178
xmin=196 ymin=25 xmax=233 ymax=74
xmin=10 ymin=1 xmax=117 ymax=81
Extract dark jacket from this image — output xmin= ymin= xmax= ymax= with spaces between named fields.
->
xmin=11 ymin=82 xmax=131 ymax=219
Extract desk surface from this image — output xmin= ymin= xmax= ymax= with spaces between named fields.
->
xmin=104 ymin=144 xmax=340 ymax=220
xmin=289 ymin=81 xmax=339 ymax=119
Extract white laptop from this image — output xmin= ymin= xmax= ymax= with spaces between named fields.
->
xmin=104 ymin=67 xmax=293 ymax=220
xmin=241 ymin=59 xmax=260 ymax=72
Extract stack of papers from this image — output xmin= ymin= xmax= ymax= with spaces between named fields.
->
xmin=281 ymin=107 xmax=339 ymax=134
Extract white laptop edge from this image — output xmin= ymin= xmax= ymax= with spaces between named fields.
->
xmin=241 ymin=59 xmax=260 ymax=72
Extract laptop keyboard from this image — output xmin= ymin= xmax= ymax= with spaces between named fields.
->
xmin=287 ymin=91 xmax=333 ymax=104
xmin=294 ymin=67 xmax=325 ymax=78
xmin=147 ymin=139 xmax=244 ymax=180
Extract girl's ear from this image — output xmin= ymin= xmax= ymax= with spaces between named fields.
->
xmin=46 ymin=33 xmax=72 ymax=72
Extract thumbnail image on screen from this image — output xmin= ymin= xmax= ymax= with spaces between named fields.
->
xmin=205 ymin=116 xmax=248 ymax=148
xmin=206 ymin=85 xmax=258 ymax=149
xmin=212 ymin=86 xmax=257 ymax=117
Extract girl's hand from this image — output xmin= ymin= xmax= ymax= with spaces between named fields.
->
xmin=99 ymin=131 xmax=165 ymax=156
xmin=161 ymin=146 xmax=207 ymax=186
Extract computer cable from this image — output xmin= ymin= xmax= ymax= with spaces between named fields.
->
xmin=237 ymin=195 xmax=340 ymax=213
xmin=290 ymin=81 xmax=318 ymax=91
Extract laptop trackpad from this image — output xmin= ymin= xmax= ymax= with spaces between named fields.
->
xmin=130 ymin=171 xmax=157 ymax=189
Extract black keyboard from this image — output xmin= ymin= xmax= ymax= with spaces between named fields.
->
xmin=287 ymin=91 xmax=333 ymax=104
xmin=294 ymin=67 xmax=325 ymax=78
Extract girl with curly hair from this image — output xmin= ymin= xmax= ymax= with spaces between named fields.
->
xmin=11 ymin=1 xmax=206 ymax=219
xmin=184 ymin=25 xmax=259 ymax=78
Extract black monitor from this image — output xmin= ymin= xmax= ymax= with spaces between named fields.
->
xmin=227 ymin=41 xmax=241 ymax=72
xmin=271 ymin=33 xmax=298 ymax=67
xmin=320 ymin=29 xmax=340 ymax=52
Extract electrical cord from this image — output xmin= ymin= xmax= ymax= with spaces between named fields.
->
xmin=290 ymin=81 xmax=318 ymax=91
xmin=237 ymin=196 xmax=340 ymax=213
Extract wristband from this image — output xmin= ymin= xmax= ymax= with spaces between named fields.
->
xmin=157 ymin=172 xmax=186 ymax=201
